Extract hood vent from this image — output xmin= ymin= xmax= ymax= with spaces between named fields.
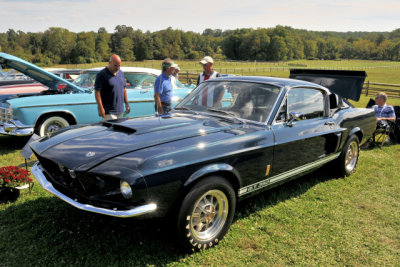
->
xmin=102 ymin=121 xmax=137 ymax=134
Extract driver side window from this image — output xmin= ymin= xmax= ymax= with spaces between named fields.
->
xmin=287 ymin=88 xmax=324 ymax=120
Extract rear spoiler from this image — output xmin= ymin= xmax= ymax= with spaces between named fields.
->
xmin=289 ymin=69 xmax=367 ymax=101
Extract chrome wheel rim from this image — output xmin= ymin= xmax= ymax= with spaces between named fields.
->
xmin=345 ymin=141 xmax=359 ymax=172
xmin=190 ymin=189 xmax=229 ymax=241
xmin=46 ymin=122 xmax=63 ymax=133
xmin=40 ymin=117 xmax=69 ymax=137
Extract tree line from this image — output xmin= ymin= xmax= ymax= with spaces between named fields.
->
xmin=1 ymin=25 xmax=400 ymax=65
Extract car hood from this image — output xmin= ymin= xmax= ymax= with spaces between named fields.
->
xmin=0 ymin=52 xmax=84 ymax=93
xmin=289 ymin=69 xmax=367 ymax=101
xmin=30 ymin=113 xmax=251 ymax=171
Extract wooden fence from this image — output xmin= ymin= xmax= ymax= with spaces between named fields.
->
xmin=363 ymin=81 xmax=400 ymax=98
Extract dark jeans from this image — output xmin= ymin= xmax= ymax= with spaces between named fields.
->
xmin=155 ymin=102 xmax=171 ymax=114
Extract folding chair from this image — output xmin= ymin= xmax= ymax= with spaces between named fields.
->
xmin=371 ymin=121 xmax=393 ymax=148
xmin=365 ymin=100 xmax=399 ymax=148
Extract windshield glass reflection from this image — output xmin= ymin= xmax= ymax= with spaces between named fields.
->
xmin=176 ymin=81 xmax=280 ymax=123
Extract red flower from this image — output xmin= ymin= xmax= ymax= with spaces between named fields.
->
xmin=0 ymin=166 xmax=32 ymax=188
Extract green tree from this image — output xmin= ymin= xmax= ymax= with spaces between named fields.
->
xmin=269 ymin=36 xmax=288 ymax=61
xmin=95 ymin=27 xmax=111 ymax=61
xmin=118 ymin=37 xmax=135 ymax=61
xmin=42 ymin=27 xmax=76 ymax=64
xmin=304 ymin=39 xmax=317 ymax=59
xmin=72 ymin=32 xmax=96 ymax=63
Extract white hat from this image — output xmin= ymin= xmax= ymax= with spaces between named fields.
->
xmin=171 ymin=63 xmax=178 ymax=68
xmin=200 ymin=56 xmax=213 ymax=64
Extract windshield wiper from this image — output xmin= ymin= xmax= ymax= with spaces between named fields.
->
xmin=206 ymin=108 xmax=244 ymax=124
xmin=174 ymin=106 xmax=199 ymax=114
xmin=207 ymin=108 xmax=237 ymax=116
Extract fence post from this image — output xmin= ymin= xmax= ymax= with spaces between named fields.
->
xmin=365 ymin=80 xmax=369 ymax=96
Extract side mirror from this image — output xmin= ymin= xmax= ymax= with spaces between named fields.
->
xmin=287 ymin=111 xmax=303 ymax=127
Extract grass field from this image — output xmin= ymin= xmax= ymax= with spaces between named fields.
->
xmin=1 ymin=60 xmax=400 ymax=266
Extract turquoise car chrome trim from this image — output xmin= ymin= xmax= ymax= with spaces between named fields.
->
xmin=18 ymin=99 xmax=156 ymax=110
xmin=238 ymin=152 xmax=341 ymax=197
xmin=0 ymin=119 xmax=33 ymax=136
xmin=31 ymin=162 xmax=157 ymax=218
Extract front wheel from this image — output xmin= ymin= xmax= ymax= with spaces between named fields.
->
xmin=337 ymin=135 xmax=360 ymax=177
xmin=36 ymin=116 xmax=70 ymax=137
xmin=176 ymin=176 xmax=236 ymax=252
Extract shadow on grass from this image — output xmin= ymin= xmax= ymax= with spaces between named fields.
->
xmin=0 ymin=196 xmax=187 ymax=266
xmin=0 ymin=164 xmax=341 ymax=265
xmin=0 ymin=135 xmax=31 ymax=152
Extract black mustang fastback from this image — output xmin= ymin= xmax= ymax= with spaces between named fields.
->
xmin=30 ymin=70 xmax=376 ymax=251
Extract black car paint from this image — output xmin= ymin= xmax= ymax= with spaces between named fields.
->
xmin=30 ymin=103 xmax=375 ymax=218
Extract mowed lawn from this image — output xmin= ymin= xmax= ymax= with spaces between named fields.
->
xmin=1 ymin=61 xmax=399 ymax=266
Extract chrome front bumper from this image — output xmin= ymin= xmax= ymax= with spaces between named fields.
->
xmin=31 ymin=162 xmax=157 ymax=218
xmin=0 ymin=120 xmax=34 ymax=136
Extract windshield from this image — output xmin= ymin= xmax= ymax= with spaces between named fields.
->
xmin=175 ymin=81 xmax=281 ymax=123
xmin=73 ymin=71 xmax=97 ymax=89
xmin=73 ymin=71 xmax=158 ymax=90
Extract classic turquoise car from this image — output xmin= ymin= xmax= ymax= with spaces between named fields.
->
xmin=0 ymin=53 xmax=192 ymax=137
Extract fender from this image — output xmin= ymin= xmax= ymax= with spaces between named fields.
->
xmin=348 ymin=127 xmax=362 ymax=141
xmin=34 ymin=110 xmax=78 ymax=127
xmin=184 ymin=163 xmax=242 ymax=189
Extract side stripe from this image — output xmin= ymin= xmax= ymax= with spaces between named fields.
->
xmin=238 ymin=153 xmax=340 ymax=197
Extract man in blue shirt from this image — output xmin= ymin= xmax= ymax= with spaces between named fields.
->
xmin=95 ymin=54 xmax=130 ymax=120
xmin=154 ymin=58 xmax=176 ymax=115
xmin=373 ymin=92 xmax=396 ymax=123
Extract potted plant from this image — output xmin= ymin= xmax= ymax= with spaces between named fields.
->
xmin=0 ymin=166 xmax=32 ymax=203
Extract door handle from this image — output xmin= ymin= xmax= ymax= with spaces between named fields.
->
xmin=325 ymin=121 xmax=335 ymax=126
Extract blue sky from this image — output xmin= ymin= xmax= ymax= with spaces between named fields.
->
xmin=1 ymin=0 xmax=399 ymax=33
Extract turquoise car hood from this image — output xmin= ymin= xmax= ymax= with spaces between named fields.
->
xmin=0 ymin=52 xmax=84 ymax=93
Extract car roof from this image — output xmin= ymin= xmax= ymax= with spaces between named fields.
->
xmin=86 ymin=67 xmax=161 ymax=76
xmin=51 ymin=69 xmax=84 ymax=74
xmin=214 ymin=75 xmax=329 ymax=91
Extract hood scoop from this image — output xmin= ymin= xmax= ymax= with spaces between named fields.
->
xmin=102 ymin=120 xmax=137 ymax=134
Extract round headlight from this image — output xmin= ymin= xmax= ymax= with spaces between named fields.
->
xmin=120 ymin=180 xmax=132 ymax=199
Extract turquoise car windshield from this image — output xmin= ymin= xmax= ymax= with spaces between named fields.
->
xmin=73 ymin=71 xmax=158 ymax=90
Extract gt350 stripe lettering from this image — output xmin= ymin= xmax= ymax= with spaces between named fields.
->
xmin=238 ymin=153 xmax=340 ymax=197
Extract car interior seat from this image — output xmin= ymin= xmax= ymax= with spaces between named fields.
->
xmin=231 ymin=87 xmax=275 ymax=122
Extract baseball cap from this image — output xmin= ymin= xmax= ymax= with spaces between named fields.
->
xmin=200 ymin=56 xmax=213 ymax=64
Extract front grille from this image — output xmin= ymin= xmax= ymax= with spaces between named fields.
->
xmin=35 ymin=154 xmax=93 ymax=195
xmin=0 ymin=107 xmax=12 ymax=124
xmin=34 ymin=153 xmax=134 ymax=210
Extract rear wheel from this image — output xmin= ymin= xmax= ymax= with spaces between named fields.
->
xmin=176 ymin=176 xmax=236 ymax=252
xmin=36 ymin=116 xmax=70 ymax=137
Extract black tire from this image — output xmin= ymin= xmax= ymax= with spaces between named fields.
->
xmin=337 ymin=135 xmax=360 ymax=177
xmin=176 ymin=176 xmax=236 ymax=252
xmin=35 ymin=115 xmax=70 ymax=137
